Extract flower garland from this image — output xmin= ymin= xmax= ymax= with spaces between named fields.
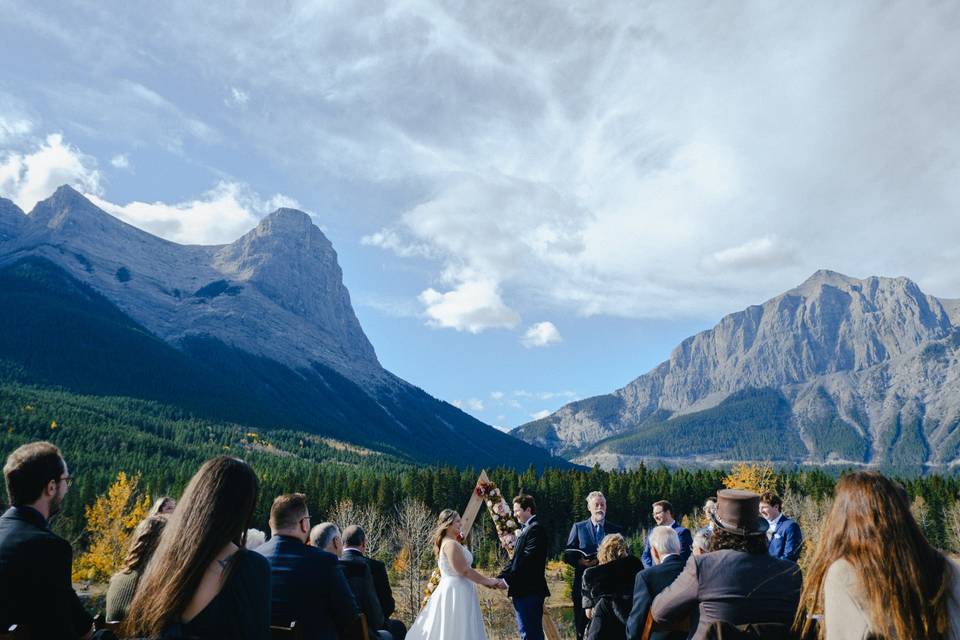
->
xmin=421 ymin=477 xmax=522 ymax=607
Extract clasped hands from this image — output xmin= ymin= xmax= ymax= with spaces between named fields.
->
xmin=484 ymin=577 xmax=509 ymax=590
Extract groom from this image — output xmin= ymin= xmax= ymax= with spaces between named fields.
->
xmin=498 ymin=494 xmax=550 ymax=640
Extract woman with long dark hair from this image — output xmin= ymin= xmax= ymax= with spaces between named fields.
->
xmin=795 ymin=471 xmax=960 ymax=639
xmin=123 ymin=456 xmax=269 ymax=639
xmin=105 ymin=514 xmax=167 ymax=621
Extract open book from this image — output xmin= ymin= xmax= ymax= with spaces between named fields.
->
xmin=563 ymin=548 xmax=598 ymax=565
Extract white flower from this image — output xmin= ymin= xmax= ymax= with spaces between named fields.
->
xmin=507 ymin=519 xmax=517 ymax=528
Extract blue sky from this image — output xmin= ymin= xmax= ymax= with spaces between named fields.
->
xmin=3 ymin=2 xmax=960 ymax=429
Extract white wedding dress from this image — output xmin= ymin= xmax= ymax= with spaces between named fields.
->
xmin=407 ymin=541 xmax=487 ymax=640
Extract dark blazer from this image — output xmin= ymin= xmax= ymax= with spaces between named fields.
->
xmin=256 ymin=535 xmax=358 ymax=640
xmin=498 ymin=516 xmax=550 ymax=599
xmin=339 ymin=552 xmax=385 ymax=639
xmin=643 ymin=521 xmax=693 ymax=569
xmin=626 ymin=554 xmax=686 ymax=640
xmin=0 ymin=506 xmax=93 ymax=639
xmin=766 ymin=516 xmax=802 ymax=563
xmin=580 ymin=555 xmax=643 ymax=640
xmin=651 ymin=550 xmax=802 ymax=639
xmin=343 ymin=549 xmax=395 ymax=619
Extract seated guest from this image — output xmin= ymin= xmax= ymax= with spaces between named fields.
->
xmin=0 ymin=441 xmax=94 ymax=640
xmin=123 ymin=456 xmax=271 ymax=640
xmin=150 ymin=496 xmax=177 ymax=516
xmin=106 ymin=514 xmax=168 ymax=621
xmin=580 ymin=533 xmax=642 ymax=640
xmin=702 ymin=497 xmax=717 ymax=529
xmin=691 ymin=528 xmax=712 ymax=557
xmin=342 ymin=524 xmax=406 ymax=640
xmin=256 ymin=494 xmax=359 ymax=639
xmin=759 ymin=492 xmax=802 ymax=562
xmin=651 ymin=489 xmax=802 ymax=638
xmin=626 ymin=526 xmax=686 ymax=640
xmin=642 ymin=500 xmax=692 ymax=568
xmin=795 ymin=471 xmax=960 ymax=640
xmin=312 ymin=522 xmax=390 ymax=640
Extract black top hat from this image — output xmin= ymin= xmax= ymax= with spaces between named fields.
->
xmin=710 ymin=489 xmax=768 ymax=537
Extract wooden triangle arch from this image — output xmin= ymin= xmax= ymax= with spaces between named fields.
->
xmin=461 ymin=470 xmax=561 ymax=640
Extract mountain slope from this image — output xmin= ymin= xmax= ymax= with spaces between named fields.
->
xmin=0 ymin=187 xmax=565 ymax=469
xmin=513 ymin=271 xmax=960 ymax=469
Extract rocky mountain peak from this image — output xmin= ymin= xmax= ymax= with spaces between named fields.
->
xmin=0 ymin=197 xmax=27 ymax=242
xmin=27 ymin=185 xmax=158 ymax=246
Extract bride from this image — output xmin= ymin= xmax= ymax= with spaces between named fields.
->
xmin=407 ymin=509 xmax=504 ymax=640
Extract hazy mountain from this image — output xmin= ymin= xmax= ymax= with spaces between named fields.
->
xmin=513 ymin=270 xmax=960 ymax=470
xmin=0 ymin=186 xmax=565 ymax=469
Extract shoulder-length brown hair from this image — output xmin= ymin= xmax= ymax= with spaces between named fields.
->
xmin=794 ymin=471 xmax=952 ymax=639
xmin=597 ymin=533 xmax=628 ymax=564
xmin=122 ymin=457 xmax=259 ymax=637
xmin=119 ymin=514 xmax=167 ymax=574
xmin=432 ymin=509 xmax=459 ymax=556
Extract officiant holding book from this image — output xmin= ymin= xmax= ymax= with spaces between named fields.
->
xmin=564 ymin=491 xmax=623 ymax=640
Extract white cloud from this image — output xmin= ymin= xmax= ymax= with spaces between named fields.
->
xmin=418 ymin=278 xmax=520 ymax=333
xmin=490 ymin=391 xmax=505 ymax=400
xmin=0 ymin=115 xmax=33 ymax=143
xmin=110 ymin=154 xmax=132 ymax=171
xmin=226 ymin=87 xmax=250 ymax=108
xmin=87 ymin=181 xmax=302 ymax=245
xmin=703 ymin=236 xmax=795 ymax=271
xmin=452 ymin=398 xmax=485 ymax=412
xmin=0 ymin=133 xmax=102 ymax=211
xmin=530 ymin=410 xmax=552 ymax=420
xmin=522 ymin=321 xmax=562 ymax=348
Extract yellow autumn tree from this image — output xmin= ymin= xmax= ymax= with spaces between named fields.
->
xmin=73 ymin=472 xmax=151 ymax=582
xmin=722 ymin=463 xmax=775 ymax=495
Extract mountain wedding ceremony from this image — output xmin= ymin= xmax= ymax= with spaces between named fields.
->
xmin=4 ymin=2 xmax=960 ymax=640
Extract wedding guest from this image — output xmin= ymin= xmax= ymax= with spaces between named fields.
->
xmin=123 ymin=456 xmax=271 ymax=640
xmin=256 ymin=494 xmax=359 ymax=640
xmin=0 ymin=441 xmax=94 ymax=640
xmin=703 ymin=497 xmax=717 ymax=526
xmin=150 ymin=496 xmax=176 ymax=516
xmin=794 ymin=471 xmax=960 ymax=640
xmin=626 ymin=526 xmax=686 ymax=640
xmin=310 ymin=521 xmax=343 ymax=555
xmin=759 ymin=492 xmax=802 ymax=562
xmin=565 ymin=491 xmax=624 ymax=640
xmin=580 ymin=533 xmax=642 ymax=640
xmin=343 ymin=525 xmax=406 ymax=640
xmin=642 ymin=500 xmax=692 ymax=569
xmin=106 ymin=514 xmax=168 ymax=621
xmin=651 ymin=490 xmax=801 ymax=637
xmin=692 ymin=528 xmax=712 ymax=557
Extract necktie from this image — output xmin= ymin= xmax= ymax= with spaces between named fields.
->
xmin=596 ymin=523 xmax=604 ymax=543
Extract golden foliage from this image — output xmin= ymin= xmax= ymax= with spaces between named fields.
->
xmin=393 ymin=545 xmax=409 ymax=574
xmin=722 ymin=463 xmax=775 ymax=495
xmin=72 ymin=472 xmax=151 ymax=582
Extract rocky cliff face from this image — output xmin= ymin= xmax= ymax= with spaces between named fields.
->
xmin=0 ymin=186 xmax=563 ymax=469
xmin=513 ymin=270 xmax=960 ymax=469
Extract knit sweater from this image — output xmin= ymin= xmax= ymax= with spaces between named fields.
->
xmin=105 ymin=569 xmax=141 ymax=622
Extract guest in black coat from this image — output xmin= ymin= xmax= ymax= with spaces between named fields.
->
xmin=580 ymin=534 xmax=643 ymax=640
xmin=256 ymin=494 xmax=359 ymax=640
xmin=342 ymin=525 xmax=406 ymax=640
xmin=0 ymin=441 xmax=94 ymax=640
xmin=626 ymin=526 xmax=687 ymax=640
xmin=498 ymin=494 xmax=550 ymax=640
xmin=564 ymin=491 xmax=624 ymax=640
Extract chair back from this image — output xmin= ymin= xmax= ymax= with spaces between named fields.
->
xmin=93 ymin=613 xmax=123 ymax=634
xmin=0 ymin=624 xmax=27 ymax=640
xmin=270 ymin=620 xmax=303 ymax=639
xmin=640 ymin=609 xmax=689 ymax=640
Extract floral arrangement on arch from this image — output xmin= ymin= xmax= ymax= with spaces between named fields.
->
xmin=421 ymin=477 xmax=522 ymax=607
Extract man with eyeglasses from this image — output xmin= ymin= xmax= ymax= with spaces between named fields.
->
xmin=256 ymin=493 xmax=360 ymax=640
xmin=0 ymin=441 xmax=94 ymax=639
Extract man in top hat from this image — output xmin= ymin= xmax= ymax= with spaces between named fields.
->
xmin=650 ymin=489 xmax=802 ymax=638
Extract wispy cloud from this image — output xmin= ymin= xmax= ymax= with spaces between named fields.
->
xmin=0 ymin=133 xmax=102 ymax=211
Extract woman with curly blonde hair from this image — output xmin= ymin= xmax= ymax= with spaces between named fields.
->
xmin=582 ymin=533 xmax=643 ymax=640
xmin=795 ymin=471 xmax=960 ymax=639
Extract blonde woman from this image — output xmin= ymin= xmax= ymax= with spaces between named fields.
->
xmin=581 ymin=533 xmax=643 ymax=640
xmin=406 ymin=509 xmax=502 ymax=640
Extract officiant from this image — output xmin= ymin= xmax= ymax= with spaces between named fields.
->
xmin=564 ymin=491 xmax=623 ymax=640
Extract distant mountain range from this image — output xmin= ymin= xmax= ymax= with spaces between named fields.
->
xmin=0 ymin=186 xmax=566 ymax=469
xmin=514 ymin=270 xmax=960 ymax=471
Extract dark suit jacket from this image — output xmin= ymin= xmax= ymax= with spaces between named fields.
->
xmin=498 ymin=516 xmax=549 ymax=599
xmin=626 ymin=554 xmax=686 ymax=640
xmin=343 ymin=549 xmax=395 ymax=620
xmin=256 ymin=535 xmax=358 ymax=640
xmin=580 ymin=555 xmax=643 ymax=640
xmin=565 ymin=519 xmax=624 ymax=597
xmin=651 ymin=550 xmax=802 ymax=639
xmin=766 ymin=516 xmax=802 ymax=563
xmin=339 ymin=551 xmax=385 ymax=639
xmin=642 ymin=521 xmax=693 ymax=569
xmin=0 ymin=506 xmax=93 ymax=639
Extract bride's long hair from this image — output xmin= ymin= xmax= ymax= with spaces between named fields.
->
xmin=432 ymin=509 xmax=459 ymax=556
